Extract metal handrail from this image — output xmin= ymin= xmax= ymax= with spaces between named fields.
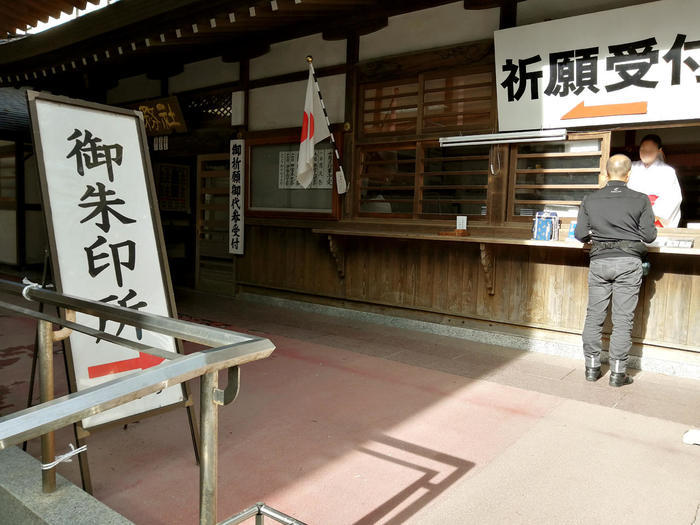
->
xmin=0 ymin=278 xmax=276 ymax=525
xmin=0 ymin=279 xmax=253 ymax=347
xmin=0 ymin=337 xmax=272 ymax=448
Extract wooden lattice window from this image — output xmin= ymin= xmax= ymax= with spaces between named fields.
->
xmin=196 ymin=154 xmax=230 ymax=257
xmin=356 ymin=145 xmax=417 ymax=217
xmin=422 ymin=68 xmax=494 ymax=135
xmin=182 ymin=90 xmax=232 ymax=123
xmin=355 ymin=142 xmax=490 ymax=219
xmin=361 ymin=80 xmax=419 ymax=138
xmin=507 ymin=132 xmax=610 ymax=222
xmin=359 ymin=67 xmax=494 ymax=141
xmin=420 ymin=143 xmax=489 ymax=218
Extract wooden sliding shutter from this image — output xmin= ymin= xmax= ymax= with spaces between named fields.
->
xmin=507 ymin=132 xmax=610 ymax=222
xmin=195 ymin=153 xmax=235 ymax=293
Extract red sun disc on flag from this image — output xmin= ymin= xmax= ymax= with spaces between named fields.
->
xmin=300 ymin=111 xmax=315 ymax=143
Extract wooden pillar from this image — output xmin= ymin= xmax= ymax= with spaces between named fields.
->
xmin=241 ymin=59 xmax=250 ymax=132
xmin=499 ymin=0 xmax=518 ymax=29
xmin=343 ymin=33 xmax=359 ymax=219
xmin=15 ymin=135 xmax=26 ymax=268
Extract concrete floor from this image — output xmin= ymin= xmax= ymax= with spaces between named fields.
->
xmin=1 ymin=287 xmax=699 ymax=524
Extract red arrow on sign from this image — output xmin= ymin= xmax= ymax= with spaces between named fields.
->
xmin=562 ymin=100 xmax=648 ymax=120
xmin=88 ymin=352 xmax=165 ymax=379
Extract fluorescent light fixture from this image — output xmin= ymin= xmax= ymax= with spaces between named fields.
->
xmin=439 ymin=129 xmax=567 ymax=147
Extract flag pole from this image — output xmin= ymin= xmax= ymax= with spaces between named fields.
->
xmin=306 ymin=55 xmax=347 ymax=194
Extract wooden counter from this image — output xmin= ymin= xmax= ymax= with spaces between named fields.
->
xmin=312 ymin=227 xmax=700 ymax=256
xmin=227 ymin=223 xmax=700 ymax=356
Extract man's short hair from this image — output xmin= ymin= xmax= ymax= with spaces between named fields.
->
xmin=607 ymin=154 xmax=632 ymax=180
xmin=640 ymin=133 xmax=662 ymax=149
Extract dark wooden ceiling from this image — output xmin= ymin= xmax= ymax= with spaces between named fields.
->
xmin=0 ymin=0 xmax=508 ymax=92
xmin=0 ymin=1 xmax=101 ymax=36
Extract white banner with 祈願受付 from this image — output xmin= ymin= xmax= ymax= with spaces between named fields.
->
xmin=28 ymin=92 xmax=184 ymax=428
xmin=495 ymin=0 xmax=700 ymax=131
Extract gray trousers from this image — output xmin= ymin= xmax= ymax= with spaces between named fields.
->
xmin=582 ymin=256 xmax=643 ymax=373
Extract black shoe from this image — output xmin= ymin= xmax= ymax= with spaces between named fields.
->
xmin=609 ymin=372 xmax=633 ymax=387
xmin=585 ymin=367 xmax=601 ymax=382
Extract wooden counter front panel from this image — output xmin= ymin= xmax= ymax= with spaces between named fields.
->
xmin=236 ymin=225 xmax=344 ymax=298
xmin=236 ymin=226 xmax=699 ymax=350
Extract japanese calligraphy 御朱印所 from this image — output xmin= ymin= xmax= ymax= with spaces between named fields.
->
xmin=29 ymin=93 xmax=184 ymax=428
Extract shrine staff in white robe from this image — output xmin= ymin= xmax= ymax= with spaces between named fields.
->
xmin=627 ymin=134 xmax=683 ymax=228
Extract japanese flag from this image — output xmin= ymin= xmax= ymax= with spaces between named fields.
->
xmin=296 ymin=65 xmax=330 ymax=188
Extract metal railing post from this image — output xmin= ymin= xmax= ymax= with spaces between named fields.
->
xmin=37 ymin=319 xmax=56 ymax=493
xmin=200 ymin=371 xmax=219 ymax=525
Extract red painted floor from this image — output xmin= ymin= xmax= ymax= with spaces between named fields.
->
xmin=1 ymin=288 xmax=699 ymax=524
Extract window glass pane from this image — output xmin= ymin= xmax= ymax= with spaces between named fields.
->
xmin=423 ymin=202 xmax=486 ymax=215
xmin=250 ymin=142 xmax=333 ymax=211
xmin=515 ymin=188 xmax=594 ymax=201
xmin=517 ymin=139 xmax=600 ymax=154
xmin=359 ymin=148 xmax=416 ymax=215
xmin=362 ymin=82 xmax=419 ymax=136
xmin=511 ymin=136 xmax=605 ymax=220
xmin=424 ymin=144 xmax=489 ymax=174
xmin=422 ymin=71 xmax=494 ymax=133
xmin=516 ymin=173 xmax=600 ymax=185
xmin=423 ymin=189 xmax=487 ymax=200
xmin=421 ymin=144 xmax=488 ymax=216
xmin=514 ymin=204 xmax=546 ymax=216
xmin=516 ymin=155 xmax=601 ymax=170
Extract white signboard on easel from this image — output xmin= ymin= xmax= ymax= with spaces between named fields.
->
xmin=28 ymin=91 xmax=184 ymax=428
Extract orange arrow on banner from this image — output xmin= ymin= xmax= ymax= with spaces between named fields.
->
xmin=562 ymin=100 xmax=648 ymax=120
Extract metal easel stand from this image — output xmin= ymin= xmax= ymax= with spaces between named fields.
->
xmin=219 ymin=502 xmax=307 ymax=525
xmin=21 ymin=249 xmax=94 ymax=493
xmin=36 ymin=313 xmax=74 ymax=493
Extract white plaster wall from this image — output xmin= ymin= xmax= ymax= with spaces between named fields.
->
xmin=248 ymin=74 xmax=345 ymax=131
xmin=0 ymin=209 xmax=17 ymax=265
xmin=169 ymin=57 xmax=239 ymax=93
xmin=360 ymin=2 xmax=499 ymax=61
xmin=517 ymin=0 xmax=658 ymax=25
xmin=106 ymin=74 xmax=161 ymax=104
xmin=250 ymin=33 xmax=346 ymax=80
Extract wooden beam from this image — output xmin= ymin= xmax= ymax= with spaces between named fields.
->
xmin=22 ymin=0 xmax=75 ymax=21
xmin=0 ymin=8 xmax=39 ymax=32
xmin=322 ymin=17 xmax=388 ymax=40
xmin=0 ymin=0 xmax=210 ymax=66
xmin=0 ymin=0 xmax=466 ymax=81
xmin=343 ymin=32 xmax=359 ymax=219
xmin=146 ymin=63 xmax=185 ymax=80
xmin=7 ymin=1 xmax=53 ymax=25
xmin=221 ymin=43 xmax=270 ymax=62
xmin=499 ymin=0 xmax=517 ymax=29
xmin=358 ymin=40 xmax=494 ymax=82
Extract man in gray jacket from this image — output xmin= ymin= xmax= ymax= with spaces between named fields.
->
xmin=575 ymin=154 xmax=657 ymax=387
